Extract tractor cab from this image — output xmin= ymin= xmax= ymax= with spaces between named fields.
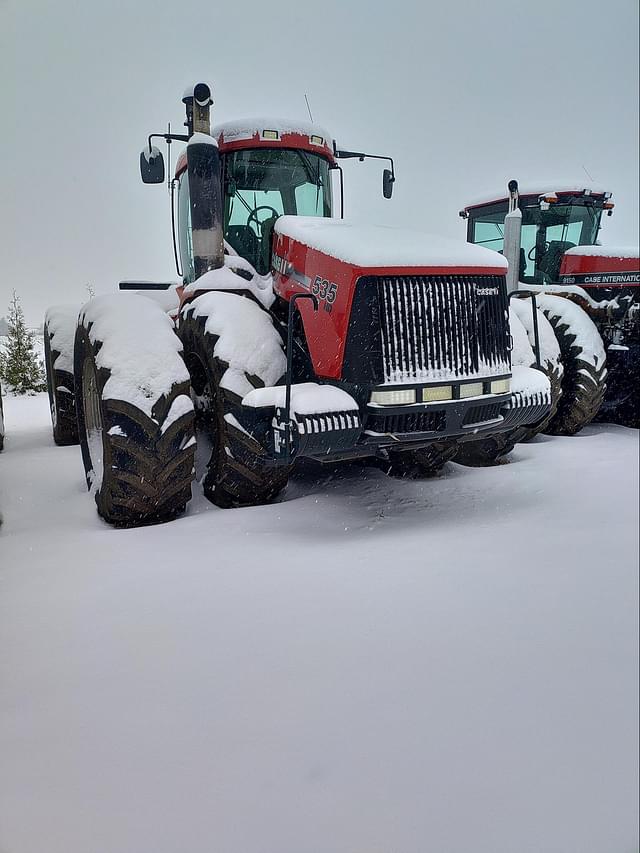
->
xmin=142 ymin=86 xmax=395 ymax=285
xmin=169 ymin=119 xmax=335 ymax=279
xmin=461 ymin=187 xmax=613 ymax=286
xmin=216 ymin=121 xmax=335 ymax=275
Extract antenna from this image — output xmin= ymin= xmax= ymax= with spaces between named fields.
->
xmin=304 ymin=93 xmax=314 ymax=123
xmin=582 ymin=164 xmax=595 ymax=182
xmin=167 ymin=122 xmax=172 ymax=193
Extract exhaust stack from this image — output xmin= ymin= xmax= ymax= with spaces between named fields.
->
xmin=184 ymin=82 xmax=224 ymax=276
xmin=182 ymin=83 xmax=213 ymax=138
xmin=504 ymin=179 xmax=522 ymax=294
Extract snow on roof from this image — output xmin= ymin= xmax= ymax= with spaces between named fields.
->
xmin=213 ymin=118 xmax=333 ymax=149
xmin=564 ymin=245 xmax=638 ymax=259
xmin=274 ymin=217 xmax=508 ymax=270
xmin=464 ymin=182 xmax=610 ymax=210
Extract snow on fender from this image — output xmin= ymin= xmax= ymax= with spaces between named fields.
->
xmin=74 ymin=293 xmax=195 ymax=526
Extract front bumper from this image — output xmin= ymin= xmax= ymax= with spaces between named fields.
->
xmin=238 ymin=374 xmax=551 ymax=465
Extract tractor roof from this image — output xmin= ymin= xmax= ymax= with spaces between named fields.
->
xmin=175 ymin=118 xmax=335 ymax=177
xmin=463 ymin=183 xmax=612 ymax=214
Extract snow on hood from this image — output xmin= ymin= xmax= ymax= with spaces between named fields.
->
xmin=564 ymin=245 xmax=639 ymax=260
xmin=275 ymin=217 xmax=508 ymax=270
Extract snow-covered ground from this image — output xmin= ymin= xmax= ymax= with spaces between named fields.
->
xmin=0 ymin=393 xmax=638 ymax=853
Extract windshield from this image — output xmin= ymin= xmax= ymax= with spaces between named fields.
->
xmin=470 ymin=201 xmax=603 ymax=284
xmin=223 ymin=148 xmax=332 ymax=273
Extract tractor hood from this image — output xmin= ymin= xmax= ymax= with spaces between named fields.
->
xmin=272 ymin=216 xmax=510 ymax=383
xmin=274 ymin=216 xmax=507 ymax=274
xmin=560 ymin=245 xmax=640 ymax=289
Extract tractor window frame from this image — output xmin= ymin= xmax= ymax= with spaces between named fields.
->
xmin=177 ymin=170 xmax=196 ymax=284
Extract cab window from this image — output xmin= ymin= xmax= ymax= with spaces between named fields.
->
xmin=177 ymin=172 xmax=196 ymax=283
xmin=223 ymin=147 xmax=332 ymax=273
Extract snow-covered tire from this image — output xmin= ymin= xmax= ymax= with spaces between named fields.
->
xmin=74 ymin=295 xmax=195 ymax=527
xmin=384 ymin=441 xmax=459 ymax=478
xmin=179 ymin=293 xmax=290 ymax=508
xmin=44 ymin=305 xmax=80 ymax=446
xmin=537 ymin=295 xmax=607 ymax=436
xmin=516 ymin=360 xmax=563 ymax=441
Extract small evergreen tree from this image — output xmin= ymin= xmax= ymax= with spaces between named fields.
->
xmin=0 ymin=291 xmax=46 ymax=394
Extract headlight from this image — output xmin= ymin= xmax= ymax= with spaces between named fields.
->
xmin=369 ymin=389 xmax=416 ymax=406
xmin=460 ymin=382 xmax=484 ymax=398
xmin=422 ymin=385 xmax=453 ymax=402
xmin=490 ymin=379 xmax=511 ymax=395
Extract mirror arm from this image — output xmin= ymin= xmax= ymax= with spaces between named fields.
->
xmin=334 ymin=148 xmax=395 ymax=181
xmin=330 ymin=163 xmax=345 ymax=219
xmin=146 ymin=131 xmax=190 ymax=153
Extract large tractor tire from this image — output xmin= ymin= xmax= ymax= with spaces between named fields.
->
xmin=44 ymin=305 xmax=80 ymax=445
xmin=509 ymin=298 xmax=563 ymax=441
xmin=537 ymin=294 xmax=607 ymax=436
xmin=179 ymin=291 xmax=291 ymax=508
xmin=454 ymin=432 xmax=517 ymax=467
xmin=384 ymin=441 xmax=459 ymax=478
xmin=74 ymin=294 xmax=195 ymax=527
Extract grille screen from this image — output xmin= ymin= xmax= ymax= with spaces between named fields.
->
xmin=377 ymin=275 xmax=510 ymax=384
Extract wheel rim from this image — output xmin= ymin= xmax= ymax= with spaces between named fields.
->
xmin=82 ymin=357 xmax=104 ymax=490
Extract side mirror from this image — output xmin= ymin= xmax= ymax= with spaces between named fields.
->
xmin=140 ymin=146 xmax=165 ymax=184
xmin=382 ymin=168 xmax=394 ymax=199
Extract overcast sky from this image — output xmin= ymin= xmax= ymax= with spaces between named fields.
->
xmin=1 ymin=0 xmax=638 ymax=324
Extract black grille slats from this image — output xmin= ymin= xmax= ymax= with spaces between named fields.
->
xmin=366 ymin=410 xmax=446 ymax=435
xmin=376 ymin=275 xmax=510 ymax=383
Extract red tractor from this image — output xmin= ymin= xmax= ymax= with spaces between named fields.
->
xmin=44 ymin=84 xmax=551 ymax=526
xmin=460 ymin=183 xmax=639 ymax=439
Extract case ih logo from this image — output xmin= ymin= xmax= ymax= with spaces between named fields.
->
xmin=475 ymin=285 xmax=499 ymax=296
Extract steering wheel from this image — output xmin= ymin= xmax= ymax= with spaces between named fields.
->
xmin=247 ymin=205 xmax=280 ymax=237
xmin=528 ymin=242 xmax=549 ymax=261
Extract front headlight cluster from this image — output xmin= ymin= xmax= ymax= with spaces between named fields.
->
xmin=369 ymin=378 xmax=511 ymax=406
xmin=490 ymin=378 xmax=511 ymax=395
xmin=370 ymin=389 xmax=417 ymax=406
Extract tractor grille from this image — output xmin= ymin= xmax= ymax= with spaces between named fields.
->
xmin=462 ymin=402 xmax=503 ymax=426
xmin=365 ymin=409 xmax=446 ymax=435
xmin=377 ymin=275 xmax=510 ymax=384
